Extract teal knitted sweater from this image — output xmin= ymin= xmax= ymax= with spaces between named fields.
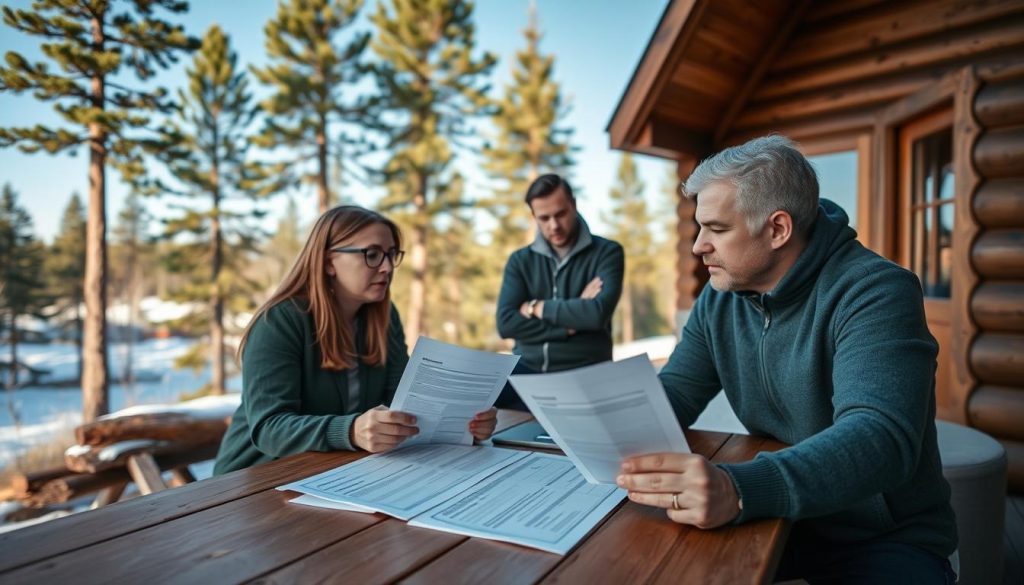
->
xmin=659 ymin=200 xmax=957 ymax=557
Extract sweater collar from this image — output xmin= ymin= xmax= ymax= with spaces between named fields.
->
xmin=530 ymin=214 xmax=594 ymax=266
xmin=746 ymin=199 xmax=856 ymax=308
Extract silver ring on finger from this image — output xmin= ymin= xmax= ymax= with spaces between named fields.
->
xmin=672 ymin=492 xmax=681 ymax=511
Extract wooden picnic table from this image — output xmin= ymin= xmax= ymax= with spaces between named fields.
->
xmin=0 ymin=411 xmax=790 ymax=584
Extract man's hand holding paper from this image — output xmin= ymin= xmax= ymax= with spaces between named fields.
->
xmin=508 ymin=354 xmax=690 ymax=484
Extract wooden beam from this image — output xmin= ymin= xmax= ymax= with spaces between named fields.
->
xmin=950 ymin=66 xmax=982 ymax=424
xmin=735 ymin=73 xmax=933 ymax=130
xmin=754 ymin=16 xmax=1024 ymax=102
xmin=975 ymin=75 xmax=1024 ymax=127
xmin=974 ymin=126 xmax=1024 ymax=178
xmin=970 ymin=333 xmax=1024 ymax=386
xmin=722 ymin=107 xmax=876 ymax=146
xmin=637 ymin=117 xmax=712 ymax=161
xmin=801 ymin=0 xmax=889 ymax=24
xmin=674 ymin=156 xmax=706 ymax=313
xmin=969 ymin=385 xmax=1024 ymax=442
xmin=76 ymin=412 xmax=230 ymax=447
xmin=169 ymin=467 xmax=196 ymax=488
xmin=972 ymin=229 xmax=1024 ymax=279
xmin=974 ymin=178 xmax=1024 ymax=229
xmin=608 ymin=0 xmax=708 ymax=150
xmin=126 ymin=453 xmax=168 ymax=496
xmin=90 ymin=482 xmax=128 ymax=510
xmin=972 ymin=282 xmax=1024 ymax=332
xmin=714 ymin=0 xmax=813 ymax=146
xmin=774 ymin=0 xmax=1024 ymax=73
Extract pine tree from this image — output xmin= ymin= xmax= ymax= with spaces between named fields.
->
xmin=264 ymin=196 xmax=305 ymax=287
xmin=46 ymin=193 xmax=87 ymax=380
xmin=148 ymin=25 xmax=280 ymax=395
xmin=483 ymin=2 xmax=575 ymax=258
xmin=605 ymin=154 xmax=666 ymax=343
xmin=368 ymin=0 xmax=496 ymax=342
xmin=0 ymin=0 xmax=195 ymax=421
xmin=110 ymin=189 xmax=149 ymax=392
xmin=251 ymin=0 xmax=370 ymax=214
xmin=0 ymin=184 xmax=48 ymax=390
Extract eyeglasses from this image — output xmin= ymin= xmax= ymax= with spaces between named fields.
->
xmin=330 ymin=246 xmax=405 ymax=268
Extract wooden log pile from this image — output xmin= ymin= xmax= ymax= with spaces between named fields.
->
xmin=10 ymin=411 xmax=230 ymax=509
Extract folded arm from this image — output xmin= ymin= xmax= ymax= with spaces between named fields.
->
xmin=496 ymin=259 xmax=571 ymax=343
xmin=541 ymin=244 xmax=625 ymax=331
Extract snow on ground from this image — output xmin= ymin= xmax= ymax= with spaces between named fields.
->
xmin=0 ymin=337 xmax=242 ymax=470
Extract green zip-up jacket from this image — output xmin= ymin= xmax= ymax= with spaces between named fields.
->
xmin=213 ymin=299 xmax=408 ymax=474
xmin=496 ymin=216 xmax=624 ymax=372
xmin=659 ymin=200 xmax=957 ymax=557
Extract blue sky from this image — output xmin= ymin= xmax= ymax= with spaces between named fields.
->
xmin=0 ymin=0 xmax=679 ymax=242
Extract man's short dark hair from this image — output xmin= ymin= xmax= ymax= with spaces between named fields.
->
xmin=525 ymin=173 xmax=574 ymax=205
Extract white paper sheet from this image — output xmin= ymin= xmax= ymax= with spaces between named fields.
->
xmin=390 ymin=337 xmax=520 ymax=445
xmin=277 ymin=444 xmax=529 ymax=520
xmin=288 ymin=494 xmax=376 ymax=513
xmin=508 ymin=354 xmax=690 ymax=484
xmin=409 ymin=452 xmax=627 ymax=555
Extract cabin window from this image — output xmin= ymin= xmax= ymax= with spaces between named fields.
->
xmin=808 ymin=150 xmax=858 ymax=231
xmin=908 ymin=127 xmax=954 ymax=298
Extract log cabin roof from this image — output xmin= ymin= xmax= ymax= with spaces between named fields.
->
xmin=608 ymin=0 xmax=1024 ymax=160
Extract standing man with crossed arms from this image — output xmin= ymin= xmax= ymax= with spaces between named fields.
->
xmin=495 ymin=174 xmax=625 ymax=409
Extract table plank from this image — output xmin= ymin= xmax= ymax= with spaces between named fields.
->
xmin=400 ymin=539 xmax=561 ymax=585
xmin=1 ymin=489 xmax=382 ymax=584
xmin=527 ymin=430 xmax=733 ymax=584
xmin=250 ymin=519 xmax=466 ymax=584
xmin=406 ymin=429 xmax=734 ymax=585
xmin=0 ymin=450 xmax=360 ymax=574
xmin=0 ymin=408 xmax=529 ymax=575
xmin=647 ymin=434 xmax=790 ymax=585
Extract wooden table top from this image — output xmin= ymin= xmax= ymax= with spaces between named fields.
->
xmin=0 ymin=411 xmax=789 ymax=585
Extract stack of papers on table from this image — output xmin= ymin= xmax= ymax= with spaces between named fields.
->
xmin=277 ymin=444 xmax=626 ymax=555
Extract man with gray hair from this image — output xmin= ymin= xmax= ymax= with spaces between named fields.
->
xmin=615 ymin=135 xmax=957 ymax=581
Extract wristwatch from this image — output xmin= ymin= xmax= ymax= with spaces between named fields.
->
xmin=528 ymin=299 xmax=539 ymax=318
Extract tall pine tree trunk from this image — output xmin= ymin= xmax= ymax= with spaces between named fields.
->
xmin=445 ymin=230 xmax=462 ymax=345
xmin=74 ymin=302 xmax=83 ymax=383
xmin=621 ymin=282 xmax=634 ymax=344
xmin=82 ymin=19 xmax=110 ymax=422
xmin=316 ymin=116 xmax=329 ymax=214
xmin=7 ymin=311 xmax=17 ymax=388
xmin=407 ymin=172 xmax=428 ymax=342
xmin=210 ymin=162 xmax=225 ymax=395
xmin=123 ymin=238 xmax=135 ymax=394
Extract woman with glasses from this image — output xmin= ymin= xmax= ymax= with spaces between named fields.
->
xmin=214 ymin=205 xmax=498 ymax=474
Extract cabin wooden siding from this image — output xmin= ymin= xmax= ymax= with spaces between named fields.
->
xmin=609 ymin=0 xmax=1024 ymax=490
xmin=967 ymin=70 xmax=1024 ymax=491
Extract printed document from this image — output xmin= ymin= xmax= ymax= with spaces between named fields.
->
xmin=508 ymin=354 xmax=690 ymax=484
xmin=391 ymin=337 xmax=520 ymax=445
xmin=408 ymin=451 xmax=626 ymax=555
xmin=278 ymin=444 xmax=528 ymax=520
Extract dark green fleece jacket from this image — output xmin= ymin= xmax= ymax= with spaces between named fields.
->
xmin=659 ymin=200 xmax=957 ymax=557
xmin=496 ymin=216 xmax=624 ymax=372
xmin=213 ymin=299 xmax=408 ymax=474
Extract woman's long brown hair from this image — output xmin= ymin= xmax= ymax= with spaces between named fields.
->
xmin=237 ymin=206 xmax=402 ymax=370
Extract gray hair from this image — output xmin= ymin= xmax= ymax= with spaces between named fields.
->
xmin=683 ymin=135 xmax=819 ymax=236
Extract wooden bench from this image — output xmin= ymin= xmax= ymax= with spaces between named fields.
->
xmin=12 ymin=399 xmax=236 ymax=510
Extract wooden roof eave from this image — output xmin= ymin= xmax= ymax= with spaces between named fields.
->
xmin=606 ymin=0 xmax=709 ymax=160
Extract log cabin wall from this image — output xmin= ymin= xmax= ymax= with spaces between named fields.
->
xmin=609 ymin=0 xmax=1024 ymax=488
xmin=967 ymin=70 xmax=1024 ymax=491
xmin=721 ymin=0 xmax=1024 ymax=148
